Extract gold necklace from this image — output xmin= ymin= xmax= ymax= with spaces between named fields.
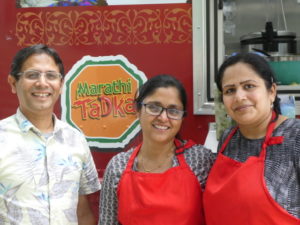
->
xmin=139 ymin=150 xmax=174 ymax=173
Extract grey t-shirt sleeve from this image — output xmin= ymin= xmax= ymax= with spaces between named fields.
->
xmin=99 ymin=160 xmax=119 ymax=225
xmin=184 ymin=144 xmax=216 ymax=189
xmin=99 ymin=150 xmax=132 ymax=225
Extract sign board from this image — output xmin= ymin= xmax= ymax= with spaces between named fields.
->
xmin=61 ymin=55 xmax=147 ymax=148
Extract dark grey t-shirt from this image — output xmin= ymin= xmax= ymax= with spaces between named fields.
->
xmin=220 ymin=118 xmax=300 ymax=218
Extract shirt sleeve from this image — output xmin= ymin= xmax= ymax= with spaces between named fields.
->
xmin=99 ymin=158 xmax=120 ymax=225
xmin=296 ymin=129 xmax=300 ymax=173
xmin=196 ymin=145 xmax=216 ymax=189
xmin=184 ymin=144 xmax=216 ymax=190
xmin=79 ymin=135 xmax=101 ymax=195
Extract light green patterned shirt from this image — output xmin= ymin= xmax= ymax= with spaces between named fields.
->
xmin=0 ymin=109 xmax=100 ymax=224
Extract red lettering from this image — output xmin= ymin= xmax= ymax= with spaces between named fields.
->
xmin=89 ymin=101 xmax=100 ymax=119
xmin=99 ymin=96 xmax=112 ymax=117
xmin=73 ymin=99 xmax=93 ymax=120
xmin=73 ymin=96 xmax=137 ymax=120
xmin=124 ymin=98 xmax=136 ymax=113
xmin=112 ymin=96 xmax=125 ymax=117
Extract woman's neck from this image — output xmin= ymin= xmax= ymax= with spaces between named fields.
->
xmin=239 ymin=112 xmax=287 ymax=139
xmin=239 ymin=112 xmax=273 ymax=139
xmin=137 ymin=139 xmax=176 ymax=173
xmin=139 ymin=139 xmax=176 ymax=159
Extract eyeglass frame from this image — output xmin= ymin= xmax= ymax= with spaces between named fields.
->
xmin=140 ymin=103 xmax=186 ymax=120
xmin=17 ymin=69 xmax=63 ymax=81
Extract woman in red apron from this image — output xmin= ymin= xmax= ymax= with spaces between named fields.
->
xmin=204 ymin=53 xmax=300 ymax=225
xmin=99 ymin=75 xmax=215 ymax=225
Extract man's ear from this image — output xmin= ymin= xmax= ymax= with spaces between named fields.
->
xmin=59 ymin=78 xmax=64 ymax=94
xmin=8 ymin=75 xmax=17 ymax=94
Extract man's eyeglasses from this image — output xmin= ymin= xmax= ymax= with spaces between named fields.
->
xmin=17 ymin=70 xmax=62 ymax=81
xmin=141 ymin=103 xmax=185 ymax=120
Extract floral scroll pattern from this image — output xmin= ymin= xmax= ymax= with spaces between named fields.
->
xmin=15 ymin=7 xmax=192 ymax=46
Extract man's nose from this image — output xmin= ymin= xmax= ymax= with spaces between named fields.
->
xmin=35 ymin=74 xmax=49 ymax=85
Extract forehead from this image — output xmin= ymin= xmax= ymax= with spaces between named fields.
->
xmin=144 ymin=87 xmax=182 ymax=105
xmin=21 ymin=53 xmax=58 ymax=71
xmin=222 ymin=62 xmax=263 ymax=86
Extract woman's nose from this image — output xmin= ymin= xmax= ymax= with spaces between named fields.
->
xmin=234 ymin=88 xmax=246 ymax=100
xmin=157 ymin=109 xmax=169 ymax=120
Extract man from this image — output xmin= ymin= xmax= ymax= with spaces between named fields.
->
xmin=0 ymin=44 xmax=100 ymax=224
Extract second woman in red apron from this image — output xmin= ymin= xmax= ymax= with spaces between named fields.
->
xmin=204 ymin=53 xmax=300 ymax=225
xmin=99 ymin=75 xmax=215 ymax=225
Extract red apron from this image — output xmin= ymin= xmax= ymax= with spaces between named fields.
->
xmin=203 ymin=113 xmax=300 ymax=225
xmin=117 ymin=139 xmax=205 ymax=225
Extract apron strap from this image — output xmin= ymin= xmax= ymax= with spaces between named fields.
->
xmin=260 ymin=111 xmax=284 ymax=158
xmin=175 ymin=139 xmax=196 ymax=167
xmin=124 ymin=143 xmax=142 ymax=172
xmin=220 ymin=111 xmax=284 ymax=159
xmin=125 ymin=139 xmax=196 ymax=172
xmin=175 ymin=139 xmax=196 ymax=155
xmin=219 ymin=126 xmax=239 ymax=154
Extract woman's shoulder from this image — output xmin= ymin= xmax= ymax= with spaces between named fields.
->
xmin=275 ymin=118 xmax=300 ymax=135
xmin=283 ymin=117 xmax=300 ymax=127
xmin=181 ymin=140 xmax=213 ymax=154
xmin=105 ymin=148 xmax=135 ymax=174
xmin=219 ymin=125 xmax=237 ymax=142
xmin=182 ymin=140 xmax=216 ymax=163
xmin=181 ymin=140 xmax=216 ymax=188
xmin=188 ymin=143 xmax=214 ymax=154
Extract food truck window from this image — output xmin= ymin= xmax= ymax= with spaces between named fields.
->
xmin=193 ymin=0 xmax=223 ymax=115
xmin=193 ymin=0 xmax=300 ymax=115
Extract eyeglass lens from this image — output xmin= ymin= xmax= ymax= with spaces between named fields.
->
xmin=143 ymin=104 xmax=183 ymax=120
xmin=19 ymin=70 xmax=61 ymax=81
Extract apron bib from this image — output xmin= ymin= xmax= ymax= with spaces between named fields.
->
xmin=204 ymin=112 xmax=299 ymax=225
xmin=117 ymin=139 xmax=205 ymax=225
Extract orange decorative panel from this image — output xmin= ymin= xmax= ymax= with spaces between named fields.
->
xmin=15 ymin=7 xmax=192 ymax=46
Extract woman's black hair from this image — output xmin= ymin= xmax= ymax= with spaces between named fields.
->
xmin=10 ymin=44 xmax=65 ymax=80
xmin=135 ymin=74 xmax=187 ymax=116
xmin=215 ymin=53 xmax=281 ymax=115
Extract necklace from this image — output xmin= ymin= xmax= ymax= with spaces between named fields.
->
xmin=139 ymin=148 xmax=175 ymax=173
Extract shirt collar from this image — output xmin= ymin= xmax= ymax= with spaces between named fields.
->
xmin=15 ymin=108 xmax=62 ymax=134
